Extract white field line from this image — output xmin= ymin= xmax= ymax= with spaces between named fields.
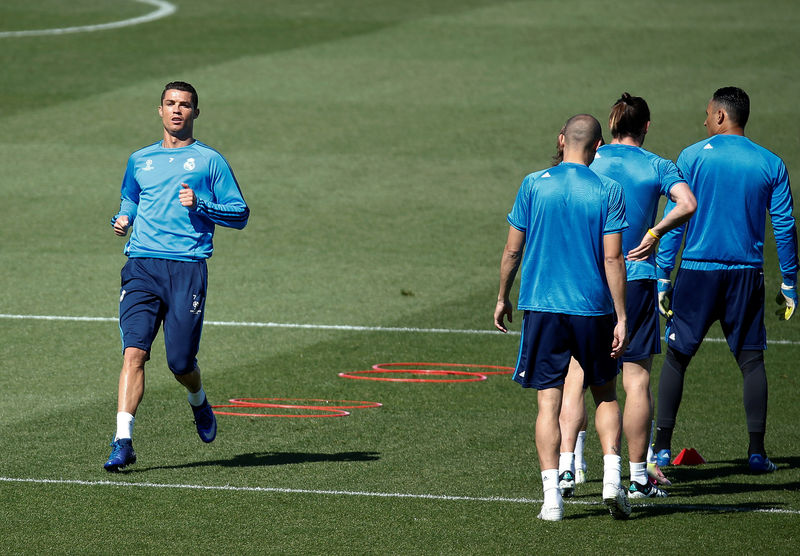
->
xmin=0 ymin=313 xmax=505 ymax=336
xmin=1 ymin=476 xmax=798 ymax=515
xmin=2 ymin=313 xmax=800 ymax=345
xmin=0 ymin=0 xmax=176 ymax=38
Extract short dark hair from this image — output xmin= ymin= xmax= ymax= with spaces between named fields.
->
xmin=609 ymin=92 xmax=650 ymax=140
xmin=712 ymin=86 xmax=749 ymax=128
xmin=161 ymin=81 xmax=198 ymax=108
xmin=563 ymin=114 xmax=603 ymax=151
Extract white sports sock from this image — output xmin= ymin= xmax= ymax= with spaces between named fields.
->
xmin=646 ymin=420 xmax=656 ymax=463
xmin=603 ymin=454 xmax=622 ymax=486
xmin=575 ymin=431 xmax=587 ymax=470
xmin=187 ymin=387 xmax=206 ymax=407
xmin=115 ymin=411 xmax=135 ymax=441
xmin=559 ymin=452 xmax=575 ymax=475
xmin=541 ymin=469 xmax=561 ymax=505
xmin=629 ymin=461 xmax=647 ymax=485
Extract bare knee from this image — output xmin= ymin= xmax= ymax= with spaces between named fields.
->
xmin=122 ymin=347 xmax=149 ymax=371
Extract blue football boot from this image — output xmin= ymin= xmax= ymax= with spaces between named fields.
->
xmin=191 ymin=398 xmax=217 ymax=443
xmin=749 ymin=454 xmax=777 ymax=473
xmin=104 ymin=438 xmax=136 ymax=472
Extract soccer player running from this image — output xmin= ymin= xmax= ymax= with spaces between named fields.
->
xmin=653 ymin=86 xmax=798 ymax=474
xmin=104 ymin=81 xmax=250 ymax=471
xmin=557 ymin=94 xmax=697 ymax=500
xmin=494 ymin=114 xmax=631 ymax=521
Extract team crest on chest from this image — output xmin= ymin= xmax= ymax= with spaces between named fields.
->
xmin=184 ymin=158 xmax=196 ymax=171
xmin=143 ymin=159 xmax=154 ymax=171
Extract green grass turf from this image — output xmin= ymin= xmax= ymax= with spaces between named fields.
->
xmin=1 ymin=0 xmax=799 ymax=553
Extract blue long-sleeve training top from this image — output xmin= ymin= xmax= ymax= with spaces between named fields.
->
xmin=656 ymin=134 xmax=797 ymax=282
xmin=112 ymin=140 xmax=249 ymax=261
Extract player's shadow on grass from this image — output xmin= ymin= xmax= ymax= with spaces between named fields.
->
xmin=564 ymin=456 xmax=800 ymax=520
xmin=566 ymin=497 xmax=788 ymax=520
xmin=131 ymin=451 xmax=381 ymax=472
xmin=660 ymin=455 xmax=800 ymax=496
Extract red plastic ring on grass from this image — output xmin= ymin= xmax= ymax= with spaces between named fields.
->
xmin=212 ymin=404 xmax=350 ymax=418
xmin=228 ymin=398 xmax=383 ymax=410
xmin=371 ymin=362 xmax=514 ymax=376
xmin=338 ymin=369 xmax=488 ymax=382
xmin=211 ymin=398 xmax=382 ymax=418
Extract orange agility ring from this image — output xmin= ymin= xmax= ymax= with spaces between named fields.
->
xmin=371 ymin=362 xmax=514 ymax=376
xmin=211 ymin=398 xmax=382 ymax=418
xmin=338 ymin=368 xmax=487 ymax=382
xmin=338 ymin=362 xmax=512 ymax=382
xmin=337 ymin=362 xmax=513 ymax=382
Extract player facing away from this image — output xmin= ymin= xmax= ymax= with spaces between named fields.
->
xmin=104 ymin=81 xmax=250 ymax=471
xmin=494 ymin=114 xmax=631 ymax=521
xmin=653 ymin=86 xmax=798 ymax=473
xmin=557 ymin=93 xmax=697 ymax=499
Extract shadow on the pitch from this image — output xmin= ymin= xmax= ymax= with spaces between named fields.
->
xmin=566 ymin=498 xmax=790 ymax=521
xmin=130 ymin=451 xmax=381 ymax=472
xmin=561 ymin=456 xmax=800 ymax=520
xmin=657 ymin=455 xmax=800 ymax=495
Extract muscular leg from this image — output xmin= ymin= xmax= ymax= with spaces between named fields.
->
xmin=536 ymin=386 xmax=564 ymax=471
xmin=589 ymin=377 xmax=630 ymax=517
xmin=559 ymin=358 xmax=586 ymax=455
xmin=590 ymin=379 xmax=621 ymax=458
xmin=622 ymin=357 xmax=653 ymax=463
xmin=117 ymin=347 xmax=148 ymax=415
xmin=536 ymin=385 xmax=565 ymax=519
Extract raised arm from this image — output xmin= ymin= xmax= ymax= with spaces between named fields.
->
xmin=627 ymin=182 xmax=697 ymax=261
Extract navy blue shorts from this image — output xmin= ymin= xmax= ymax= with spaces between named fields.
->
xmin=119 ymin=258 xmax=207 ymax=375
xmin=622 ymin=279 xmax=661 ymax=363
xmin=513 ymin=311 xmax=620 ymax=390
xmin=666 ymin=267 xmax=765 ymax=357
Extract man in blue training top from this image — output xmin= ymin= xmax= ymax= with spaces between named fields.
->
xmin=654 ymin=86 xmax=798 ymax=473
xmin=104 ymin=81 xmax=250 ymax=471
xmin=494 ymin=114 xmax=631 ymax=521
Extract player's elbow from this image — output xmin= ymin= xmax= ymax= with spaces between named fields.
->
xmin=604 ymin=252 xmax=625 ymax=267
xmin=504 ymin=245 xmax=523 ymax=262
xmin=679 ymin=195 xmax=697 ymax=219
xmin=230 ymin=207 xmax=250 ymax=229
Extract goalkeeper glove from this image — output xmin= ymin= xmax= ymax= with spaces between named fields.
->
xmin=776 ymin=277 xmax=797 ymax=321
xmin=656 ymin=266 xmax=673 ymax=318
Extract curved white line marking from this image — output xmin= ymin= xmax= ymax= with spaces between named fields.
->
xmin=0 ymin=0 xmax=176 ymax=38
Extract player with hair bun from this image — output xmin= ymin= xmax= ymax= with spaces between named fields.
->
xmin=557 ymin=93 xmax=696 ymax=500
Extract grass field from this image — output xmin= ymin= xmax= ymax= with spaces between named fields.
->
xmin=1 ymin=0 xmax=799 ymax=553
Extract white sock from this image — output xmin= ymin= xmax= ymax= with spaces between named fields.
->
xmin=187 ymin=387 xmax=206 ymax=407
xmin=646 ymin=420 xmax=656 ymax=463
xmin=541 ymin=469 xmax=561 ymax=506
xmin=629 ymin=461 xmax=647 ymax=485
xmin=575 ymin=431 xmax=587 ymax=470
xmin=603 ymin=454 xmax=622 ymax=486
xmin=115 ymin=411 xmax=135 ymax=441
xmin=559 ymin=452 xmax=575 ymax=475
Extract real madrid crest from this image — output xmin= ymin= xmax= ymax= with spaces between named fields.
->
xmin=183 ymin=157 xmax=195 ymax=171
